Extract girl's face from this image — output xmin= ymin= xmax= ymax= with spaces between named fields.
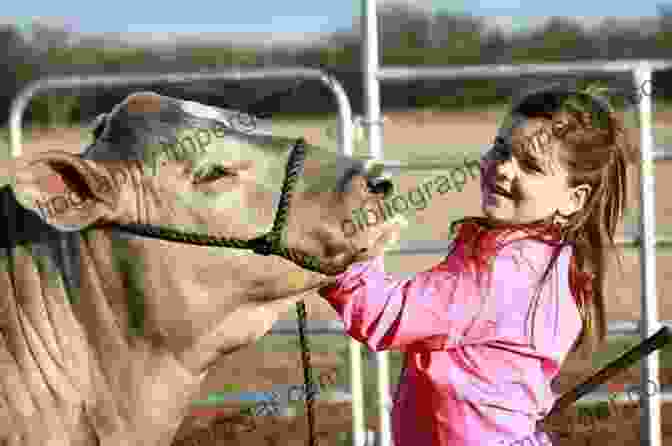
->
xmin=479 ymin=114 xmax=591 ymax=224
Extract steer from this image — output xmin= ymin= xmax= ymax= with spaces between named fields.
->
xmin=0 ymin=92 xmax=393 ymax=445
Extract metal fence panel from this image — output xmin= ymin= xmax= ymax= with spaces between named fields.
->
xmin=361 ymin=2 xmax=669 ymax=445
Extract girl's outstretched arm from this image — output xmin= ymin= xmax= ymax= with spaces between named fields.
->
xmin=318 ymin=247 xmax=492 ymax=353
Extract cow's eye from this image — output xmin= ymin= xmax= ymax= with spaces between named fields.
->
xmin=193 ymin=164 xmax=236 ymax=184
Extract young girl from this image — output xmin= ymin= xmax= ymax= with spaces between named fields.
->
xmin=318 ymin=85 xmax=638 ymax=446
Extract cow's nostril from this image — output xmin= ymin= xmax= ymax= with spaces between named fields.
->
xmin=367 ymin=178 xmax=393 ymax=197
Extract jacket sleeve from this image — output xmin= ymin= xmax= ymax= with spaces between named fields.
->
xmin=319 ymin=240 xmax=580 ymax=355
xmin=318 ymin=250 xmax=492 ymax=352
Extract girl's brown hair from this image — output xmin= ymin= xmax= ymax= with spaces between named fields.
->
xmin=452 ymin=84 xmax=639 ymax=355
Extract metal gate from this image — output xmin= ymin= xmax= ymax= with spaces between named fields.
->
xmin=359 ymin=1 xmax=672 ymax=445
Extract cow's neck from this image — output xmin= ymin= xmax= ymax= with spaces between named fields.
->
xmin=0 ymin=220 xmax=204 ymax=445
xmin=72 ymin=229 xmax=207 ymax=444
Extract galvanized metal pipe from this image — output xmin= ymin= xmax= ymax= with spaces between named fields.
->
xmin=377 ymin=60 xmax=672 ymax=81
xmin=363 ymin=2 xmax=391 ymax=446
xmin=9 ymin=67 xmax=353 ymax=158
xmin=635 ymin=63 xmax=662 ymax=446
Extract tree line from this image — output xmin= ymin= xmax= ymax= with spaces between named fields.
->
xmin=2 ymin=5 xmax=672 ymax=128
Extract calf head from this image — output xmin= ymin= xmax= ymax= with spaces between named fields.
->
xmin=9 ymin=91 xmax=394 ymax=371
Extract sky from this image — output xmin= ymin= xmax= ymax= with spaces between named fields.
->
xmin=1 ymin=0 xmax=668 ymax=45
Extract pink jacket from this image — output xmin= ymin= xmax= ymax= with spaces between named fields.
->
xmin=320 ymin=225 xmax=583 ymax=446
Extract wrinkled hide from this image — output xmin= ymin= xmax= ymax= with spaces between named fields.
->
xmin=0 ymin=92 xmax=392 ymax=445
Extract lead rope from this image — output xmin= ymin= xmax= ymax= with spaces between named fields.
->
xmin=112 ymin=138 xmax=331 ymax=446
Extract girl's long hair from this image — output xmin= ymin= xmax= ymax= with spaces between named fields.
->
xmin=452 ymin=85 xmax=639 ymax=355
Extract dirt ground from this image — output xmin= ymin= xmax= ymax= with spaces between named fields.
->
xmin=13 ymin=109 xmax=672 ymax=446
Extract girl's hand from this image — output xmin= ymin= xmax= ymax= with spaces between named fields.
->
xmin=350 ymin=214 xmax=405 ymax=262
xmin=318 ymin=214 xmax=407 ymax=275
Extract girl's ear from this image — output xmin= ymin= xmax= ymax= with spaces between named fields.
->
xmin=568 ymin=184 xmax=592 ymax=215
xmin=11 ymin=151 xmax=119 ymax=232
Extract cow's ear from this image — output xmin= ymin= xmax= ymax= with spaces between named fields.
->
xmin=11 ymin=151 xmax=119 ymax=232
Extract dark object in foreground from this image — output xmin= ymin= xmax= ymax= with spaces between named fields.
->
xmin=547 ymin=325 xmax=672 ymax=418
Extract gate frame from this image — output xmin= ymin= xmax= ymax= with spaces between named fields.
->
xmin=361 ymin=1 xmax=672 ymax=445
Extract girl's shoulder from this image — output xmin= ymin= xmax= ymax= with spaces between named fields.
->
xmin=439 ymin=235 xmax=572 ymax=279
xmin=491 ymin=238 xmax=573 ymax=277
xmin=497 ymin=237 xmax=571 ymax=259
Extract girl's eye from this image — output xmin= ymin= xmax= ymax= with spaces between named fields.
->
xmin=193 ymin=165 xmax=236 ymax=184
xmin=521 ymin=159 xmax=544 ymax=173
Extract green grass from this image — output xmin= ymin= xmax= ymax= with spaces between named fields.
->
xmin=0 ymin=124 xmax=93 ymax=161
xmin=654 ymin=125 xmax=672 ymax=146
xmin=590 ymin=335 xmax=672 ymax=371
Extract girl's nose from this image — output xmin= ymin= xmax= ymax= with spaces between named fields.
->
xmin=493 ymin=157 xmax=517 ymax=183
xmin=481 ymin=148 xmax=516 ymax=179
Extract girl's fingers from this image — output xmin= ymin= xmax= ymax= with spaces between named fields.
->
xmin=370 ymin=231 xmax=398 ymax=255
xmin=364 ymin=215 xmax=407 ymax=247
xmin=353 ymin=216 xmax=406 ymax=261
xmin=375 ymin=215 xmax=406 ymax=250
xmin=320 ymin=214 xmax=408 ymax=273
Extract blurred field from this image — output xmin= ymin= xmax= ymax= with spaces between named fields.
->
xmin=4 ymin=106 xmax=672 ymax=445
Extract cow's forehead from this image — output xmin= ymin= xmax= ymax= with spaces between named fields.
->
xmin=81 ymin=92 xmax=369 ymax=197
xmin=82 ymin=92 xmax=281 ymax=163
xmin=120 ymin=92 xmax=275 ymax=141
